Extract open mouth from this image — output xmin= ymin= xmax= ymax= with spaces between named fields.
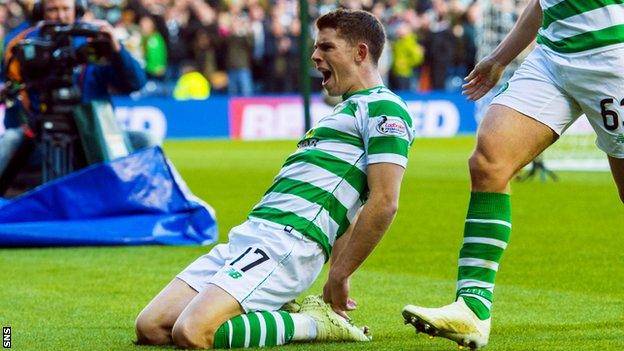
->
xmin=319 ymin=68 xmax=332 ymax=85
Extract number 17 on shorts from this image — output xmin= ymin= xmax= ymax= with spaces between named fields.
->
xmin=226 ymin=247 xmax=271 ymax=279
xmin=211 ymin=246 xmax=280 ymax=303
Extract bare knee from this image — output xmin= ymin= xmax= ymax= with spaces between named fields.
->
xmin=135 ymin=312 xmax=172 ymax=345
xmin=171 ymin=319 xmax=216 ymax=349
xmin=469 ymin=150 xmax=514 ymax=191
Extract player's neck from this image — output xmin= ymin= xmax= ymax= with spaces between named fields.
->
xmin=345 ymin=69 xmax=384 ymax=95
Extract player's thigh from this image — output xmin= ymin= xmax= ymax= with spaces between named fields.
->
xmin=135 ymin=278 xmax=197 ymax=334
xmin=475 ymin=104 xmax=558 ymax=175
xmin=478 ymin=48 xmax=581 ymax=175
xmin=608 ymin=156 xmax=624 ymax=202
xmin=561 ymin=47 xmax=624 ymax=162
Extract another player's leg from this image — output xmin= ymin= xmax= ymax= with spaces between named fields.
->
xmin=608 ymin=156 xmax=624 ymax=203
xmin=135 ymin=278 xmax=198 ymax=345
xmin=403 ymin=105 xmax=557 ymax=349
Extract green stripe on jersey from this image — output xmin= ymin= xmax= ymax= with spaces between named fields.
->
xmin=542 ymin=0 xmax=624 ymax=29
xmin=312 ymin=127 xmax=364 ymax=148
xmin=265 ymin=177 xmax=351 ymax=233
xmin=537 ymin=24 xmax=624 ymax=53
xmin=282 ymin=149 xmax=367 ymax=196
xmin=249 ymin=206 xmax=332 ymax=258
xmin=368 ymin=136 xmax=409 ymax=156
xmin=337 ymin=102 xmax=357 ymax=117
xmin=368 ymin=100 xmax=413 ymax=127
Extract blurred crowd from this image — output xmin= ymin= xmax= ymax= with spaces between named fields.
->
xmin=0 ymin=0 xmax=526 ymax=98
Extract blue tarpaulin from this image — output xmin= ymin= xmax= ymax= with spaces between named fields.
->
xmin=0 ymin=147 xmax=218 ymax=247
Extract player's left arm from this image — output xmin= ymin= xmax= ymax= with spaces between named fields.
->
xmin=323 ymin=162 xmax=405 ymax=318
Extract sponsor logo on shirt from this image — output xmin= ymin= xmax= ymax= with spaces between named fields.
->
xmin=376 ymin=116 xmax=407 ymax=137
xmin=297 ymin=129 xmax=319 ymax=148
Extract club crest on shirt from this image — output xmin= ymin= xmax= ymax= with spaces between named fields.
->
xmin=376 ymin=116 xmax=407 ymax=136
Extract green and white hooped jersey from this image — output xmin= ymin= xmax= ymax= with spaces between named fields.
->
xmin=248 ymin=86 xmax=414 ymax=258
xmin=537 ymin=0 xmax=624 ymax=53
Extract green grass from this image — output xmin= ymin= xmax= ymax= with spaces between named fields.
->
xmin=1 ymin=137 xmax=622 ymax=350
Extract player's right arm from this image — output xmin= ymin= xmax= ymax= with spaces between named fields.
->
xmin=463 ymin=0 xmax=542 ymax=100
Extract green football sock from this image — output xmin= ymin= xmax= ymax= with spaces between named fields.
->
xmin=456 ymin=192 xmax=511 ymax=320
xmin=213 ymin=311 xmax=294 ymax=348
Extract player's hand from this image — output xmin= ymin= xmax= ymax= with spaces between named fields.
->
xmin=322 ymin=273 xmax=357 ymax=320
xmin=462 ymin=56 xmax=506 ymax=101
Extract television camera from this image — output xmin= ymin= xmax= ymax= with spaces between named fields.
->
xmin=0 ymin=21 xmax=123 ymax=195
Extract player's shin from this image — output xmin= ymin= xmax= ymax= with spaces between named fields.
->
xmin=456 ymin=192 xmax=511 ymax=320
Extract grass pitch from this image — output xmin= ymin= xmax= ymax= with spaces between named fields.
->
xmin=1 ymin=137 xmax=622 ymax=350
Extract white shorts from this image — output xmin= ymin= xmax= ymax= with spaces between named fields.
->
xmin=177 ymin=219 xmax=325 ymax=312
xmin=492 ymin=45 xmax=624 ymax=158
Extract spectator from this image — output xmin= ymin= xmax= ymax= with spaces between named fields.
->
xmin=191 ymin=27 xmax=218 ymax=85
xmin=391 ymin=21 xmax=424 ymax=91
xmin=139 ymin=15 xmax=167 ymax=80
xmin=114 ymin=7 xmax=144 ymax=64
xmin=0 ymin=0 xmax=484 ymax=96
xmin=163 ymin=3 xmax=191 ymax=81
xmin=249 ymin=3 xmax=268 ymax=93
xmin=221 ymin=9 xmax=253 ymax=96
xmin=424 ymin=0 xmax=455 ymax=90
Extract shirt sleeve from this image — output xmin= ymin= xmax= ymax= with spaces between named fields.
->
xmin=362 ymin=98 xmax=415 ymax=168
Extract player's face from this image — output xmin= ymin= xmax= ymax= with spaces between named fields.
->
xmin=312 ymin=28 xmax=358 ymax=96
xmin=43 ymin=0 xmax=76 ymax=24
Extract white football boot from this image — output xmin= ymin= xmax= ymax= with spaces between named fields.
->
xmin=300 ymin=295 xmax=371 ymax=342
xmin=402 ymin=297 xmax=490 ymax=350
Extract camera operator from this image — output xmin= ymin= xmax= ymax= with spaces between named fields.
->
xmin=0 ymin=0 xmax=156 ymax=185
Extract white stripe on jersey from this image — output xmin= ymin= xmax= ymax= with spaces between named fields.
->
xmin=314 ymin=141 xmax=367 ymax=172
xmin=316 ymin=114 xmax=361 ymax=137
